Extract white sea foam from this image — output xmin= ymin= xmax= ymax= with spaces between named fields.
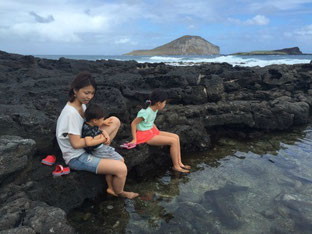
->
xmin=141 ymin=55 xmax=311 ymax=67
xmin=149 ymin=56 xmax=184 ymax=62
xmin=208 ymin=56 xmax=311 ymax=67
xmin=37 ymin=54 xmax=312 ymax=67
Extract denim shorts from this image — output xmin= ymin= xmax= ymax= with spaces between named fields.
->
xmin=68 ymin=152 xmax=102 ymax=174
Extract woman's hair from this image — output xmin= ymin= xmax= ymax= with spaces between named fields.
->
xmin=69 ymin=71 xmax=97 ymax=102
xmin=84 ymin=103 xmax=106 ymax=122
xmin=143 ymin=89 xmax=168 ymax=109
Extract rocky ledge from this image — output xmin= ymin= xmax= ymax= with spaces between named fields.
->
xmin=0 ymin=50 xmax=312 ymax=233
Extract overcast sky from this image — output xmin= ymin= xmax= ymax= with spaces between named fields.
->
xmin=1 ymin=0 xmax=312 ymax=55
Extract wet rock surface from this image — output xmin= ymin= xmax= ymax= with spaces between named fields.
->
xmin=1 ymin=50 xmax=312 ymax=232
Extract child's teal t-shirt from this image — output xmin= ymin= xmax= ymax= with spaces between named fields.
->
xmin=136 ymin=107 xmax=158 ymax=131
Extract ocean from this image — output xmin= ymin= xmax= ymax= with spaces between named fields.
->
xmin=35 ymin=54 xmax=312 ymax=67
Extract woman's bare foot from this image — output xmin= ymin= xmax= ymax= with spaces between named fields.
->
xmin=107 ymin=188 xmax=118 ymax=197
xmin=180 ymin=164 xmax=191 ymax=170
xmin=118 ymin=191 xmax=139 ymax=199
xmin=173 ymin=166 xmax=190 ymax=173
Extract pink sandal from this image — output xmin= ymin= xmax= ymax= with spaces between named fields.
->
xmin=52 ymin=165 xmax=70 ymax=176
xmin=41 ymin=155 xmax=56 ymax=166
xmin=120 ymin=142 xmax=137 ymax=149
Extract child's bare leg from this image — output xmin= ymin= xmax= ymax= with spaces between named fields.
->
xmin=97 ymin=159 xmax=139 ymax=199
xmin=105 ymin=175 xmax=117 ymax=196
xmin=101 ymin=116 xmax=121 ymax=144
xmin=159 ymin=131 xmax=191 ymax=169
xmin=147 ymin=135 xmax=189 ymax=173
xmin=106 ymin=158 xmax=124 ymax=196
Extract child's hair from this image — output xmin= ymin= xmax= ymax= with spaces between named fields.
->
xmin=69 ymin=71 xmax=97 ymax=102
xmin=144 ymin=89 xmax=168 ymax=109
xmin=84 ymin=103 xmax=106 ymax=122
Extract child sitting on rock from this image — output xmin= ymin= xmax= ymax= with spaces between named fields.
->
xmin=82 ymin=103 xmax=124 ymax=195
xmin=126 ymin=89 xmax=190 ymax=173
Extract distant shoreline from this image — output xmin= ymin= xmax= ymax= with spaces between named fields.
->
xmin=30 ymin=54 xmax=312 ymax=68
xmin=231 ymin=53 xmax=312 ymax=56
xmin=0 ymin=50 xmax=310 ymax=68
xmin=33 ymin=53 xmax=312 ymax=57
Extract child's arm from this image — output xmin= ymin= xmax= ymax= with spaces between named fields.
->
xmin=101 ymin=129 xmax=110 ymax=145
xmin=85 ymin=134 xmax=106 ymax=147
xmin=130 ymin=117 xmax=143 ymax=144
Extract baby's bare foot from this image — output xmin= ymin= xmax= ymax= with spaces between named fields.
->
xmin=107 ymin=188 xmax=118 ymax=197
xmin=118 ymin=191 xmax=139 ymax=199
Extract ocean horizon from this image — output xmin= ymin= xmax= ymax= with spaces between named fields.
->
xmin=35 ymin=54 xmax=312 ymax=67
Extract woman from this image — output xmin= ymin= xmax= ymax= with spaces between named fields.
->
xmin=56 ymin=71 xmax=138 ymax=199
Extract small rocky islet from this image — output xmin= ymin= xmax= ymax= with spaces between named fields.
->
xmin=124 ymin=35 xmax=220 ymax=55
xmin=0 ymin=49 xmax=312 ymax=233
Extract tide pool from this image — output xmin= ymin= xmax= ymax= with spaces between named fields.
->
xmin=68 ymin=124 xmax=312 ymax=234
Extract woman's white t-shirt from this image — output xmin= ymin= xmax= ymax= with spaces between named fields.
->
xmin=56 ymin=103 xmax=86 ymax=164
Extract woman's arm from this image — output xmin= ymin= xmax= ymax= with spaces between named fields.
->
xmin=84 ymin=135 xmax=106 ymax=147
xmin=68 ymin=134 xmax=87 ymax=149
xmin=130 ymin=117 xmax=143 ymax=144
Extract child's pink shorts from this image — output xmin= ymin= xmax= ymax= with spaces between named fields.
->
xmin=136 ymin=126 xmax=160 ymax=144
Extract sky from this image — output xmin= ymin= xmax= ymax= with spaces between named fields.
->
xmin=0 ymin=0 xmax=312 ymax=55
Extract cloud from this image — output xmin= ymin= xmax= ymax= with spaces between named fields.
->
xmin=29 ymin=11 xmax=54 ymax=23
xmin=228 ymin=15 xmax=269 ymax=26
xmin=247 ymin=0 xmax=312 ymax=12
xmin=0 ymin=1 xmax=141 ymax=43
xmin=295 ymin=24 xmax=312 ymax=36
xmin=142 ymin=0 xmax=224 ymax=23
xmin=5 ymin=12 xmax=111 ymax=42
xmin=281 ymin=24 xmax=312 ymax=52
xmin=115 ymin=38 xmax=130 ymax=44
xmin=286 ymin=24 xmax=312 ymax=38
xmin=0 ymin=0 xmax=311 ymax=54
xmin=245 ymin=15 xmax=270 ymax=25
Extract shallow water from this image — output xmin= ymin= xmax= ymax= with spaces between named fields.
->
xmin=68 ymin=125 xmax=312 ymax=234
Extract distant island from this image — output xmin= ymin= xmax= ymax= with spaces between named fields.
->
xmin=232 ymin=47 xmax=303 ymax=55
xmin=124 ymin=35 xmax=220 ymax=56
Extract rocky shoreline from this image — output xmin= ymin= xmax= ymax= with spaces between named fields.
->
xmin=0 ymin=50 xmax=312 ymax=233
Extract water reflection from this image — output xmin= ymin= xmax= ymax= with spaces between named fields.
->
xmin=68 ymin=124 xmax=312 ymax=234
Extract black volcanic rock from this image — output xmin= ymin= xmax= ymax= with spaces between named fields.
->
xmin=1 ymin=50 xmax=312 ymax=153
xmin=0 ymin=136 xmax=36 ymax=183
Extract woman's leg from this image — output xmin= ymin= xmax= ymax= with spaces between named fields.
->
xmin=97 ymin=158 xmax=139 ymax=199
xmin=101 ymin=116 xmax=121 ymax=143
xmin=159 ymin=131 xmax=191 ymax=169
xmin=147 ymin=135 xmax=189 ymax=173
